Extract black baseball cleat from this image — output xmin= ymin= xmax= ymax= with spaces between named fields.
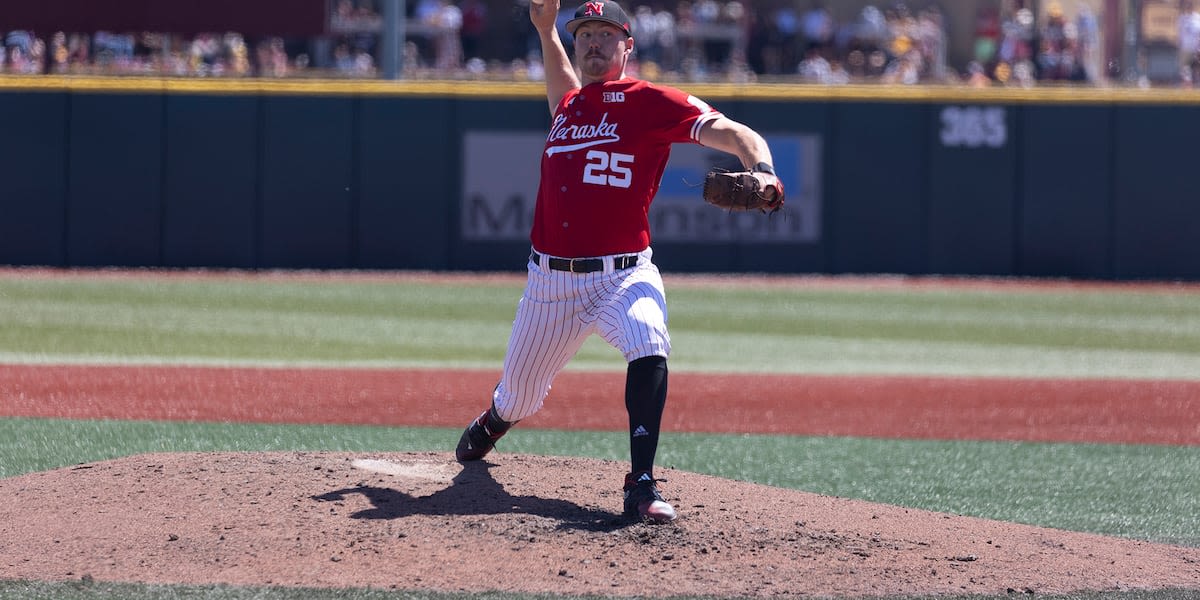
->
xmin=623 ymin=470 xmax=678 ymax=523
xmin=455 ymin=406 xmax=513 ymax=461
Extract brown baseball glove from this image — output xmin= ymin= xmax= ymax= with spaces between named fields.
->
xmin=702 ymin=169 xmax=785 ymax=213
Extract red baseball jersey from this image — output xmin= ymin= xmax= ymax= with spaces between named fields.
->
xmin=531 ymin=77 xmax=723 ymax=258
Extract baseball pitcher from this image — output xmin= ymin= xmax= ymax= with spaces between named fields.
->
xmin=455 ymin=0 xmax=784 ymax=523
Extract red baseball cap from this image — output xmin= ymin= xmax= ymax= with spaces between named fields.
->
xmin=566 ymin=0 xmax=633 ymax=37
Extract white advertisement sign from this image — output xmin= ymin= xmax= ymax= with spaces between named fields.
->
xmin=461 ymin=131 xmax=822 ymax=243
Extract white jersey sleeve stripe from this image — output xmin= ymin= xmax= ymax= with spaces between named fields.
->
xmin=691 ymin=112 xmax=722 ymax=142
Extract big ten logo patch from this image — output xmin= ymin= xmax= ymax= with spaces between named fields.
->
xmin=603 ymin=91 xmax=625 ymax=103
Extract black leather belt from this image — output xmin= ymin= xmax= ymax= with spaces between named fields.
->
xmin=530 ymin=251 xmax=639 ymax=273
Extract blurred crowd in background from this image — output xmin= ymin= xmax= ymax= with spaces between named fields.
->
xmin=3 ymin=0 xmax=1200 ymax=87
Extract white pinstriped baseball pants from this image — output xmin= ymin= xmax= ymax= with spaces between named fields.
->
xmin=491 ymin=246 xmax=671 ymax=423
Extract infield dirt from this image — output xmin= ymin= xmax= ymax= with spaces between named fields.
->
xmin=2 ymin=361 xmax=1200 ymax=597
xmin=2 ymin=451 xmax=1199 ymax=598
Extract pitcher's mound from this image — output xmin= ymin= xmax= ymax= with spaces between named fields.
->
xmin=2 ymin=452 xmax=1197 ymax=597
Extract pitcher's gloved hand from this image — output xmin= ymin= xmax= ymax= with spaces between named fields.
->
xmin=702 ymin=165 xmax=784 ymax=213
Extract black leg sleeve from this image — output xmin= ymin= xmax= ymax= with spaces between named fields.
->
xmin=625 ymin=355 xmax=668 ymax=475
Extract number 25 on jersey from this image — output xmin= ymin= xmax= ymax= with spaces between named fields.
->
xmin=583 ymin=150 xmax=634 ymax=189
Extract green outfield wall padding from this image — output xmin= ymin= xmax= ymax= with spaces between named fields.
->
xmin=163 ymin=95 xmax=260 ymax=268
xmin=65 ymin=93 xmax=164 ymax=267
xmin=2 ymin=81 xmax=1199 ymax=281
xmin=356 ymin=97 xmax=456 ymax=270
xmin=258 ymin=95 xmax=356 ymax=269
xmin=926 ymin=103 xmax=1018 ymax=276
xmin=0 ymin=92 xmax=68 ymax=267
xmin=829 ymin=102 xmax=929 ymax=275
xmin=1018 ymin=105 xmax=1113 ymax=279
xmin=1112 ymin=106 xmax=1200 ymax=280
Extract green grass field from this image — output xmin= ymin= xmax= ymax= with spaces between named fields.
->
xmin=1 ymin=271 xmax=1199 ymax=600
xmin=3 ymin=273 xmax=1199 ymax=378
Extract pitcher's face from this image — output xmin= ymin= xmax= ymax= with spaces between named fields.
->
xmin=573 ymin=21 xmax=633 ymax=82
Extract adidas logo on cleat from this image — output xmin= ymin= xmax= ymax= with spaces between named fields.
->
xmin=623 ymin=470 xmax=678 ymax=523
